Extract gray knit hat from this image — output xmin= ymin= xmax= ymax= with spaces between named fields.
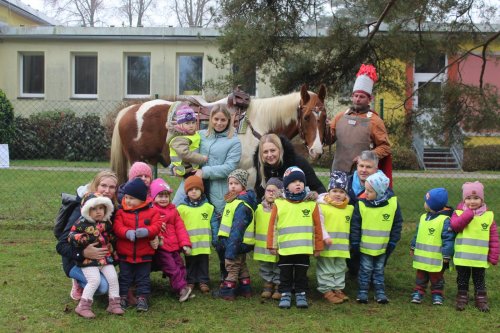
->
xmin=228 ymin=169 xmax=249 ymax=189
xmin=266 ymin=177 xmax=284 ymax=190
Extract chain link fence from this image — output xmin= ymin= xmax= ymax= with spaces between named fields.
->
xmin=1 ymin=99 xmax=499 ymax=225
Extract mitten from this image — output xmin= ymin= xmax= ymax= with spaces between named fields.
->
xmin=136 ymin=228 xmax=149 ymax=238
xmin=183 ymin=246 xmax=192 ymax=255
xmin=126 ymin=230 xmax=136 ymax=242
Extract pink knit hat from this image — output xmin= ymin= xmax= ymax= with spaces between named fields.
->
xmin=462 ymin=181 xmax=484 ymax=201
xmin=128 ymin=162 xmax=152 ymax=181
xmin=150 ymin=178 xmax=173 ymax=199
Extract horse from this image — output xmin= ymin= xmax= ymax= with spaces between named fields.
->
xmin=110 ymin=84 xmax=328 ymax=185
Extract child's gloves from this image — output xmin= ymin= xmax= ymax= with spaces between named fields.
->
xmin=136 ymin=228 xmax=149 ymax=239
xmin=126 ymin=230 xmax=136 ymax=242
xmin=183 ymin=246 xmax=192 ymax=255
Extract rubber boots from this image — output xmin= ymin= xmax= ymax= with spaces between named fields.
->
xmin=237 ymin=278 xmax=252 ymax=298
xmin=218 ymin=280 xmax=236 ymax=301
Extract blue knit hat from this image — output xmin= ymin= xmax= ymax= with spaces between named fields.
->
xmin=329 ymin=170 xmax=348 ymax=192
xmin=366 ymin=172 xmax=389 ymax=199
xmin=425 ymin=188 xmax=448 ymax=212
xmin=283 ymin=166 xmax=306 ymax=189
xmin=123 ymin=178 xmax=148 ymax=201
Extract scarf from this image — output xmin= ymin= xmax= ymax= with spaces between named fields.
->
xmin=324 ymin=195 xmax=349 ymax=209
xmin=261 ymin=200 xmax=274 ymax=212
xmin=224 ymin=191 xmax=240 ymax=203
xmin=367 ymin=191 xmax=391 ymax=207
xmin=351 ymin=171 xmax=364 ymax=197
xmin=464 ymin=203 xmax=488 ymax=216
xmin=184 ymin=194 xmax=206 ymax=207
xmin=284 ymin=188 xmax=307 ymax=202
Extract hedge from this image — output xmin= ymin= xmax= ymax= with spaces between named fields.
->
xmin=462 ymin=145 xmax=500 ymax=171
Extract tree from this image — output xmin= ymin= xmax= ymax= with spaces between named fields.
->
xmin=45 ymin=0 xmax=105 ymax=27
xmin=172 ymin=0 xmax=218 ymax=27
xmin=0 ymin=89 xmax=15 ymax=144
xmin=118 ymin=0 xmax=156 ymax=27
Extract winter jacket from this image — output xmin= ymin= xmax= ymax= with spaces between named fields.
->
xmin=154 ymin=202 xmax=191 ymax=252
xmin=167 ymin=127 xmax=206 ymax=175
xmin=450 ymin=202 xmax=499 ymax=265
xmin=350 ymin=188 xmax=403 ymax=258
xmin=253 ymin=135 xmax=326 ymax=200
xmin=218 ymin=190 xmax=258 ymax=260
xmin=410 ymin=207 xmax=455 ymax=259
xmin=113 ymin=199 xmax=162 ymax=263
xmin=177 ymin=195 xmax=219 ymax=247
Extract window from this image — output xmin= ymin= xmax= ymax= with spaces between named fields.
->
xmin=232 ymin=64 xmax=256 ymax=96
xmin=72 ymin=54 xmax=97 ymax=98
xmin=417 ymin=82 xmax=442 ymax=109
xmin=178 ymin=55 xmax=203 ymax=95
xmin=413 ymin=52 xmax=447 ymax=109
xmin=20 ymin=53 xmax=44 ymax=97
xmin=415 ymin=52 xmax=446 ymax=73
xmin=126 ymin=54 xmax=151 ymax=97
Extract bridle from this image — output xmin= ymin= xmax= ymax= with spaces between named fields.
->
xmin=296 ymin=100 xmax=328 ymax=151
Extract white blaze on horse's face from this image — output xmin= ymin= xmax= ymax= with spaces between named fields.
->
xmin=309 ymin=110 xmax=324 ymax=159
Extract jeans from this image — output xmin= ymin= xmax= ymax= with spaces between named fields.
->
xmin=358 ymin=253 xmax=386 ymax=290
xmin=69 ymin=265 xmax=109 ymax=295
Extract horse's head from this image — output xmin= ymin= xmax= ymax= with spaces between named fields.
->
xmin=297 ymin=84 xmax=327 ymax=160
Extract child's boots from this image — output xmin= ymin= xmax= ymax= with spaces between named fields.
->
xmin=474 ymin=290 xmax=489 ymax=312
xmin=295 ymin=292 xmax=309 ymax=309
xmin=106 ymin=297 xmax=125 ymax=315
xmin=261 ymin=282 xmax=274 ymax=299
xmin=272 ymin=284 xmax=282 ymax=300
xmin=455 ymin=290 xmax=468 ymax=311
xmin=237 ymin=278 xmax=252 ymax=298
xmin=218 ymin=280 xmax=236 ymax=301
xmin=279 ymin=292 xmax=292 ymax=309
xmin=374 ymin=284 xmax=389 ymax=304
xmin=75 ymin=298 xmax=95 ymax=319
xmin=356 ymin=285 xmax=369 ymax=304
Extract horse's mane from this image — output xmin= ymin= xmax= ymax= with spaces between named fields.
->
xmin=247 ymin=92 xmax=300 ymax=131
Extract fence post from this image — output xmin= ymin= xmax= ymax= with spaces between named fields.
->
xmin=379 ymin=98 xmax=384 ymax=120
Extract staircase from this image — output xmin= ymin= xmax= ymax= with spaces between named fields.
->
xmin=423 ymin=147 xmax=460 ymax=170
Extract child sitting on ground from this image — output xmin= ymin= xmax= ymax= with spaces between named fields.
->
xmin=451 ymin=181 xmax=498 ymax=312
xmin=350 ymin=172 xmax=403 ymax=304
xmin=410 ymin=188 xmax=455 ymax=305
xmin=254 ymin=177 xmax=283 ymax=300
xmin=166 ymin=104 xmax=208 ymax=177
xmin=69 ymin=192 xmax=123 ymax=318
xmin=150 ymin=178 xmax=193 ymax=302
xmin=317 ymin=171 xmax=354 ymax=304
xmin=113 ymin=178 xmax=162 ymax=312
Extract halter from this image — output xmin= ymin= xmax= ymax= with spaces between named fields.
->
xmin=296 ymin=101 xmax=328 ymax=151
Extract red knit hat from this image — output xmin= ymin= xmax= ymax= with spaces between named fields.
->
xmin=184 ymin=176 xmax=204 ymax=193
xmin=128 ymin=162 xmax=152 ymax=181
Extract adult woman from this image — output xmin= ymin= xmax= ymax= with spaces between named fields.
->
xmin=253 ymin=133 xmax=326 ymax=200
xmin=56 ymin=170 xmax=118 ymax=300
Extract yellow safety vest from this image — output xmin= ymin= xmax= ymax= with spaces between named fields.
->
xmin=454 ymin=210 xmax=493 ymax=268
xmin=169 ymin=133 xmax=201 ymax=176
xmin=319 ymin=204 xmax=354 ymax=258
xmin=359 ymin=196 xmax=398 ymax=256
xmin=253 ymin=204 xmax=278 ymax=263
xmin=218 ymin=199 xmax=255 ymax=246
xmin=177 ymin=202 xmax=214 ymax=255
xmin=275 ymin=199 xmax=317 ymax=256
xmin=413 ymin=214 xmax=447 ymax=272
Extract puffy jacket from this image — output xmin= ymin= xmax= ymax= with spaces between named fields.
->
xmin=450 ymin=202 xmax=499 ymax=265
xmin=113 ymin=199 xmax=162 ymax=263
xmin=253 ymin=135 xmax=326 ymax=200
xmin=154 ymin=203 xmax=191 ymax=252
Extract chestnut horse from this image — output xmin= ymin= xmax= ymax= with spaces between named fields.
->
xmin=110 ymin=84 xmax=327 ymax=184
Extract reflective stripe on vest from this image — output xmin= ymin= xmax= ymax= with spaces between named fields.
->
xmin=169 ymin=133 xmax=201 ymax=175
xmin=275 ymin=199 xmax=317 ymax=256
xmin=413 ymin=214 xmax=447 ymax=272
xmin=319 ymin=204 xmax=353 ymax=258
xmin=453 ymin=210 xmax=493 ymax=268
xmin=177 ymin=202 xmax=214 ymax=255
xmin=218 ymin=199 xmax=255 ymax=245
xmin=253 ymin=205 xmax=277 ymax=263
xmin=359 ymin=196 xmax=398 ymax=256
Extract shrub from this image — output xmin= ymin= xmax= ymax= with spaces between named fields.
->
xmin=0 ymin=89 xmax=15 ymax=143
xmin=463 ymin=145 xmax=500 ymax=171
xmin=392 ymin=145 xmax=420 ymax=170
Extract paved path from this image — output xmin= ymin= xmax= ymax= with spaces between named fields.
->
xmin=8 ymin=166 xmax=500 ymax=179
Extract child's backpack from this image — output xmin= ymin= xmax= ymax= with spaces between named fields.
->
xmin=54 ymin=193 xmax=80 ymax=240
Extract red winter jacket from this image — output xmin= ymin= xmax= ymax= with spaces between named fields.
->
xmin=114 ymin=199 xmax=162 ymax=263
xmin=450 ymin=202 xmax=499 ymax=265
xmin=154 ymin=203 xmax=191 ymax=252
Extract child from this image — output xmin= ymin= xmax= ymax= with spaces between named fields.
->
xmin=350 ymin=172 xmax=403 ymax=304
xmin=69 ymin=193 xmax=123 ymax=318
xmin=410 ymin=188 xmax=455 ymax=305
xmin=267 ymin=166 xmax=324 ymax=309
xmin=113 ymin=178 xmax=162 ymax=312
xmin=150 ymin=178 xmax=193 ymax=302
xmin=166 ymin=104 xmax=208 ymax=177
xmin=451 ymin=181 xmax=498 ymax=312
xmin=117 ymin=161 xmax=153 ymax=202
xmin=216 ymin=169 xmax=257 ymax=300
xmin=316 ymin=171 xmax=354 ymax=304
xmin=253 ymin=177 xmax=283 ymax=300
xmin=176 ymin=175 xmax=218 ymax=294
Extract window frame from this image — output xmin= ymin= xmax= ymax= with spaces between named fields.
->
xmin=124 ymin=53 xmax=151 ymax=98
xmin=19 ymin=52 xmax=45 ymax=98
xmin=177 ymin=53 xmax=204 ymax=97
xmin=413 ymin=54 xmax=448 ymax=109
xmin=71 ymin=53 xmax=98 ymax=99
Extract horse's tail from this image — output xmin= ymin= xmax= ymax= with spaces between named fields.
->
xmin=110 ymin=107 xmax=129 ymax=184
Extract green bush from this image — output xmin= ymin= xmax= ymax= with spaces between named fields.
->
xmin=463 ymin=145 xmax=500 ymax=171
xmin=0 ymin=89 xmax=15 ymax=143
xmin=10 ymin=111 xmax=110 ymax=161
xmin=392 ymin=145 xmax=420 ymax=170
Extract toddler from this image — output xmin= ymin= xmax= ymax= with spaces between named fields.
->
xmin=69 ymin=192 xmax=123 ymax=318
xmin=451 ymin=181 xmax=498 ymax=312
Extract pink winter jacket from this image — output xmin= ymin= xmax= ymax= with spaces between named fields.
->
xmin=450 ymin=202 xmax=499 ymax=265
xmin=154 ymin=203 xmax=191 ymax=252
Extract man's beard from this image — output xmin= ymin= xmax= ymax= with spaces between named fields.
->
xmin=351 ymin=104 xmax=370 ymax=113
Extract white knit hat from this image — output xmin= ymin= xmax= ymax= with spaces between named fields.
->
xmin=353 ymin=64 xmax=378 ymax=96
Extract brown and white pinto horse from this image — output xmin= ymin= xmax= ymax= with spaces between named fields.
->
xmin=110 ymin=84 xmax=327 ymax=184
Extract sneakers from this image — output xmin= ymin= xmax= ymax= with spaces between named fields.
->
xmin=199 ymin=283 xmax=210 ymax=294
xmin=136 ymin=296 xmax=149 ymax=312
xmin=335 ymin=290 xmax=349 ymax=301
xmin=295 ymin=292 xmax=309 ymax=309
xmin=120 ymin=296 xmax=129 ymax=310
xmin=324 ymin=290 xmax=344 ymax=304
xmin=70 ymin=279 xmax=83 ymax=301
xmin=375 ymin=290 xmax=389 ymax=304
xmin=432 ymin=294 xmax=444 ymax=306
xmin=279 ymin=292 xmax=292 ymax=309
xmin=356 ymin=290 xmax=368 ymax=304
xmin=411 ymin=291 xmax=424 ymax=304
xmin=179 ymin=286 xmax=192 ymax=302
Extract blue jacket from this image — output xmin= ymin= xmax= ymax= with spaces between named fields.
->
xmin=350 ymin=188 xmax=403 ymax=258
xmin=218 ymin=190 xmax=258 ymax=260
xmin=177 ymin=195 xmax=220 ymax=248
xmin=410 ymin=206 xmax=455 ymax=259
